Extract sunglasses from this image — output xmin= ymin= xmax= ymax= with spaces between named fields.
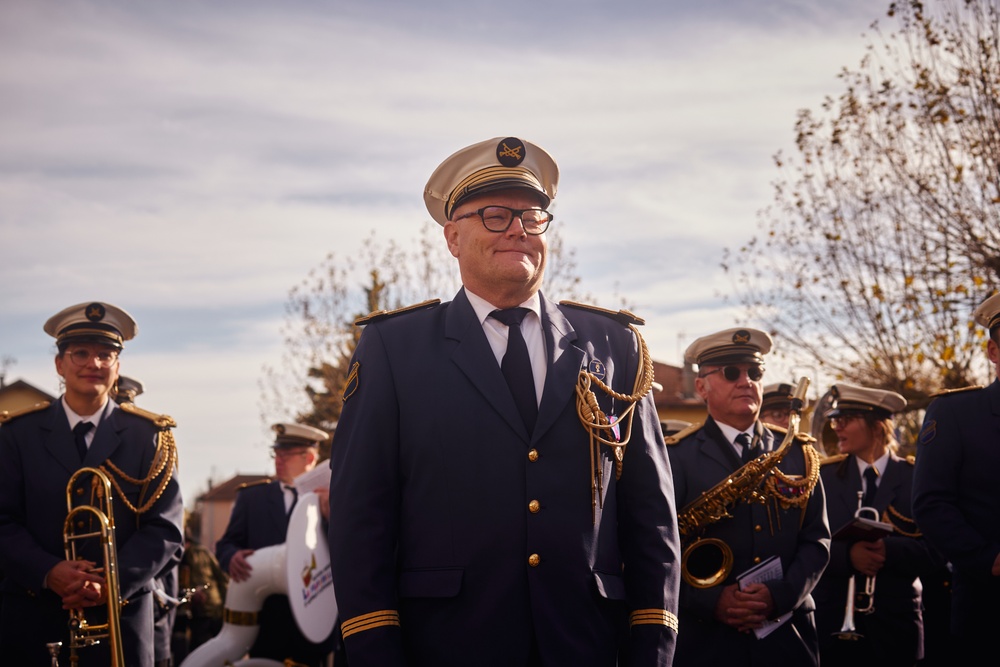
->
xmin=698 ymin=365 xmax=764 ymax=382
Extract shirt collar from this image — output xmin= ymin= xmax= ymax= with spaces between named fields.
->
xmin=61 ymin=396 xmax=110 ymax=430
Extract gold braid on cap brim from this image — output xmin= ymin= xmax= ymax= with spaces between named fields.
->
xmin=575 ymin=324 xmax=655 ymax=523
xmin=102 ymin=402 xmax=179 ymax=525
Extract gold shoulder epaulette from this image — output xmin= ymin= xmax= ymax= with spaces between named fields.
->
xmin=664 ymin=421 xmax=703 ymax=445
xmin=119 ymin=401 xmax=177 ymax=429
xmin=354 ymin=299 xmax=441 ymax=326
xmin=820 ymin=453 xmax=849 ymax=465
xmin=0 ymin=401 xmax=50 ymax=425
xmin=237 ymin=478 xmax=272 ymax=491
xmin=559 ymin=300 xmax=645 ymax=326
xmin=930 ymin=385 xmax=983 ymax=398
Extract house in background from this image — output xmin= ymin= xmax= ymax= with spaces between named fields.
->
xmin=0 ymin=378 xmax=56 ymax=415
xmin=191 ymin=474 xmax=270 ymax=550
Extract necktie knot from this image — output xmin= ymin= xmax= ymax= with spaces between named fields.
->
xmin=490 ymin=307 xmax=530 ymax=328
xmin=284 ymin=484 xmax=299 ymax=516
xmin=736 ymin=432 xmax=757 ymax=463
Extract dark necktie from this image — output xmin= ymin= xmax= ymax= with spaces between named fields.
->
xmin=285 ymin=485 xmax=298 ymax=518
xmin=490 ymin=308 xmax=538 ymax=433
xmin=862 ymin=467 xmax=878 ymax=508
xmin=737 ymin=432 xmax=757 ymax=464
xmin=73 ymin=421 xmax=93 ymax=461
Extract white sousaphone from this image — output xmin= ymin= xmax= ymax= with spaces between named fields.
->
xmin=179 ymin=491 xmax=338 ymax=667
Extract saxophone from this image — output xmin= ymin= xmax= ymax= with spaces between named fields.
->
xmin=679 ymin=377 xmax=812 ymax=588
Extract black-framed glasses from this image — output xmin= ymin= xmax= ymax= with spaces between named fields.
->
xmin=65 ymin=348 xmax=119 ymax=366
xmin=828 ymin=413 xmax=863 ymax=428
xmin=698 ymin=365 xmax=764 ymax=382
xmin=453 ymin=206 xmax=553 ymax=235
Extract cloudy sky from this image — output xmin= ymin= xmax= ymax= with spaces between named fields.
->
xmin=1 ymin=0 xmax=883 ymax=505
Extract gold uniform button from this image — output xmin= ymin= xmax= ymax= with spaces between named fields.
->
xmin=754 ymin=524 xmax=762 ymax=532
xmin=528 ymin=554 xmax=541 ymax=567
xmin=528 ymin=500 xmax=540 ymax=513
xmin=528 ymin=449 xmax=539 ymax=462
xmin=753 ymin=556 xmax=761 ymax=564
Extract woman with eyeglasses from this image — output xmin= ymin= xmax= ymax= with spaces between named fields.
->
xmin=812 ymin=383 xmax=945 ymax=667
xmin=0 ymin=301 xmax=184 ymax=667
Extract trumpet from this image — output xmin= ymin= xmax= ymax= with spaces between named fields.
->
xmin=60 ymin=466 xmax=125 ymax=666
xmin=834 ymin=491 xmax=878 ymax=640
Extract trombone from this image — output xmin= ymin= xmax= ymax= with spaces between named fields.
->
xmin=834 ymin=490 xmax=879 ymax=640
xmin=60 ymin=466 xmax=125 ymax=667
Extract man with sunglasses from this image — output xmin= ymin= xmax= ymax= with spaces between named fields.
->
xmin=216 ymin=421 xmax=337 ymax=667
xmin=665 ymin=328 xmax=830 ymax=666
xmin=0 ymin=301 xmax=184 ymax=667
xmin=327 ymin=137 xmax=680 ymax=666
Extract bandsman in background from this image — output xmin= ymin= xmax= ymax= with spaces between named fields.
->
xmin=215 ymin=422 xmax=336 ymax=667
xmin=760 ymin=382 xmax=794 ymax=430
xmin=0 ymin=301 xmax=184 ymax=667
xmin=812 ymin=384 xmax=944 ymax=667
xmin=666 ymin=328 xmax=829 ymax=666
xmin=328 ymin=136 xmax=680 ymax=666
xmin=113 ymin=375 xmax=184 ymax=667
xmin=913 ymin=292 xmax=1000 ymax=663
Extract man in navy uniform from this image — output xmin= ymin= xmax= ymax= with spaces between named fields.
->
xmin=0 ymin=302 xmax=184 ymax=667
xmin=913 ymin=292 xmax=1000 ymax=662
xmin=216 ymin=422 xmax=334 ymax=667
xmin=327 ymin=137 xmax=680 ymax=666
xmin=665 ymin=328 xmax=829 ymax=666
xmin=813 ymin=384 xmax=944 ymax=666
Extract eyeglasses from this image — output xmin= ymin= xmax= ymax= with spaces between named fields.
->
xmin=828 ymin=414 xmax=862 ymax=428
xmin=698 ymin=365 xmax=764 ymax=382
xmin=271 ymin=449 xmax=308 ymax=460
xmin=453 ymin=206 xmax=553 ymax=235
xmin=65 ymin=348 xmax=119 ymax=366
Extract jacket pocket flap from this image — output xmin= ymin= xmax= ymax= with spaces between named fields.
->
xmin=593 ymin=570 xmax=626 ymax=600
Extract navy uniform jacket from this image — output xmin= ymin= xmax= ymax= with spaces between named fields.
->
xmin=327 ymin=290 xmax=680 ymax=667
xmin=0 ymin=400 xmax=184 ymax=667
xmin=913 ymin=380 xmax=1000 ymax=649
xmin=216 ymin=479 xmax=333 ymax=666
xmin=667 ymin=417 xmax=830 ymax=666
xmin=814 ymin=453 xmax=944 ymax=665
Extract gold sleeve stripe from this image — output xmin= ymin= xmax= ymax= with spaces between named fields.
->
xmin=223 ymin=608 xmax=259 ymax=626
xmin=629 ymin=609 xmax=679 ymax=632
xmin=341 ymin=610 xmax=401 ymax=638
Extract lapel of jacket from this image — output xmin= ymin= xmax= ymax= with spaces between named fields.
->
xmin=838 ymin=456 xmax=863 ymax=516
xmin=533 ymin=296 xmax=583 ymax=443
xmin=875 ymin=454 xmax=905 ymax=510
xmin=86 ymin=400 xmax=123 ymax=466
xmin=702 ymin=417 xmax=743 ymax=470
xmin=269 ymin=481 xmax=289 ymax=532
xmin=446 ymin=289 xmax=529 ymax=441
xmin=43 ymin=401 xmax=79 ymax=474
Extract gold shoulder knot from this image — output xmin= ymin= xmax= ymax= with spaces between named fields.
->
xmin=119 ymin=401 xmax=177 ymax=429
xmin=237 ymin=478 xmax=272 ymax=491
xmin=559 ymin=300 xmax=645 ymax=326
xmin=664 ymin=421 xmax=704 ymax=445
xmin=820 ymin=453 xmax=849 ymax=466
xmin=930 ymin=385 xmax=984 ymax=398
xmin=354 ymin=299 xmax=441 ymax=326
xmin=0 ymin=401 xmax=51 ymax=425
